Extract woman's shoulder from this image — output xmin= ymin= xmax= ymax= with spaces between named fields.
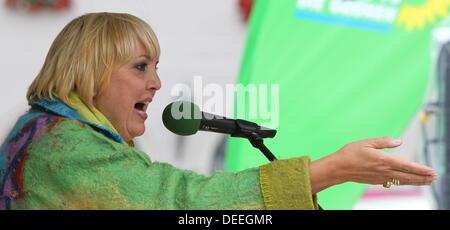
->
xmin=23 ymin=114 xmax=139 ymax=164
xmin=26 ymin=114 xmax=152 ymax=171
xmin=2 ymin=110 xmax=146 ymax=179
xmin=3 ymin=111 xmax=120 ymax=155
xmin=29 ymin=114 xmax=122 ymax=150
xmin=11 ymin=111 xmax=90 ymax=140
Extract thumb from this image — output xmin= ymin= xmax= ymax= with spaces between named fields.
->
xmin=365 ymin=137 xmax=402 ymax=149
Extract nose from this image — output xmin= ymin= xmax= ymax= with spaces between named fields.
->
xmin=147 ymin=72 xmax=161 ymax=91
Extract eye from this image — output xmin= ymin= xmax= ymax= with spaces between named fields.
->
xmin=135 ymin=63 xmax=148 ymax=72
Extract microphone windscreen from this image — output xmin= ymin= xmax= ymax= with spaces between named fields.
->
xmin=162 ymin=101 xmax=201 ymax=136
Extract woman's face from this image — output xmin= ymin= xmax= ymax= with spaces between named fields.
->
xmin=94 ymin=43 xmax=161 ymax=142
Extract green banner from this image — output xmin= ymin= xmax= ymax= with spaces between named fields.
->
xmin=226 ymin=0 xmax=450 ymax=209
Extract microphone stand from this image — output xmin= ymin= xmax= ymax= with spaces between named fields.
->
xmin=247 ymin=132 xmax=277 ymax=162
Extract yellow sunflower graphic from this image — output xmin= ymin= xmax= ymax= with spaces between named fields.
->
xmin=396 ymin=0 xmax=450 ymax=31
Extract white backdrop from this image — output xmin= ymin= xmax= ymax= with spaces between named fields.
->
xmin=0 ymin=0 xmax=247 ymax=175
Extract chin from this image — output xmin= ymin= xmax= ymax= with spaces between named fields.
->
xmin=131 ymin=126 xmax=146 ymax=137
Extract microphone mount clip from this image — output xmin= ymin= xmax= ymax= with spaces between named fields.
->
xmin=231 ymin=120 xmax=278 ymax=162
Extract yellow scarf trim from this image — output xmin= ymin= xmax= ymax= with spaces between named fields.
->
xmin=68 ymin=92 xmax=134 ymax=147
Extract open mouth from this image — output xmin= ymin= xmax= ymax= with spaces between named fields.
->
xmin=134 ymin=102 xmax=146 ymax=111
xmin=134 ymin=101 xmax=150 ymax=121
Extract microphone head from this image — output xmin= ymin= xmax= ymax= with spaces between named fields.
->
xmin=162 ymin=101 xmax=202 ymax=136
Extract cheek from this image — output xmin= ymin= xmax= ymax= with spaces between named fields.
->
xmin=112 ymin=79 xmax=146 ymax=119
xmin=111 ymin=78 xmax=139 ymax=106
xmin=98 ymin=80 xmax=136 ymax=122
xmin=113 ymin=89 xmax=138 ymax=124
xmin=104 ymin=71 xmax=147 ymax=121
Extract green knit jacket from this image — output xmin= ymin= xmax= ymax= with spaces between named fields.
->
xmin=0 ymin=99 xmax=318 ymax=210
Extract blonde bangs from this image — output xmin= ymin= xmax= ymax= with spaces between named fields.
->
xmin=27 ymin=12 xmax=160 ymax=109
xmin=110 ymin=14 xmax=160 ymax=66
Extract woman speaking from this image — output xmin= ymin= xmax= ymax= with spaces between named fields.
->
xmin=0 ymin=12 xmax=437 ymax=210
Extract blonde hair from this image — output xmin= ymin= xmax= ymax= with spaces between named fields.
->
xmin=27 ymin=12 xmax=160 ymax=108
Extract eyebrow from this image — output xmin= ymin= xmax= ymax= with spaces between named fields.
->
xmin=137 ymin=55 xmax=151 ymax=60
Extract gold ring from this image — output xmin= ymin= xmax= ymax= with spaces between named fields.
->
xmin=383 ymin=178 xmax=400 ymax=188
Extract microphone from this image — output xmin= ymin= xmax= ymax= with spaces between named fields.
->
xmin=162 ymin=101 xmax=276 ymax=139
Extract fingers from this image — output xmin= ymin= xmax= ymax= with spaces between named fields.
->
xmin=363 ymin=137 xmax=402 ymax=149
xmin=384 ymin=171 xmax=437 ymax=186
xmin=384 ymin=154 xmax=436 ymax=176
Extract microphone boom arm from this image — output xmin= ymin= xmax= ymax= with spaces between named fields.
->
xmin=232 ymin=119 xmax=278 ymax=162
xmin=200 ymin=114 xmax=278 ymax=162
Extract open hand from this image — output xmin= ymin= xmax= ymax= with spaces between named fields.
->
xmin=309 ymin=137 xmax=437 ymax=194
